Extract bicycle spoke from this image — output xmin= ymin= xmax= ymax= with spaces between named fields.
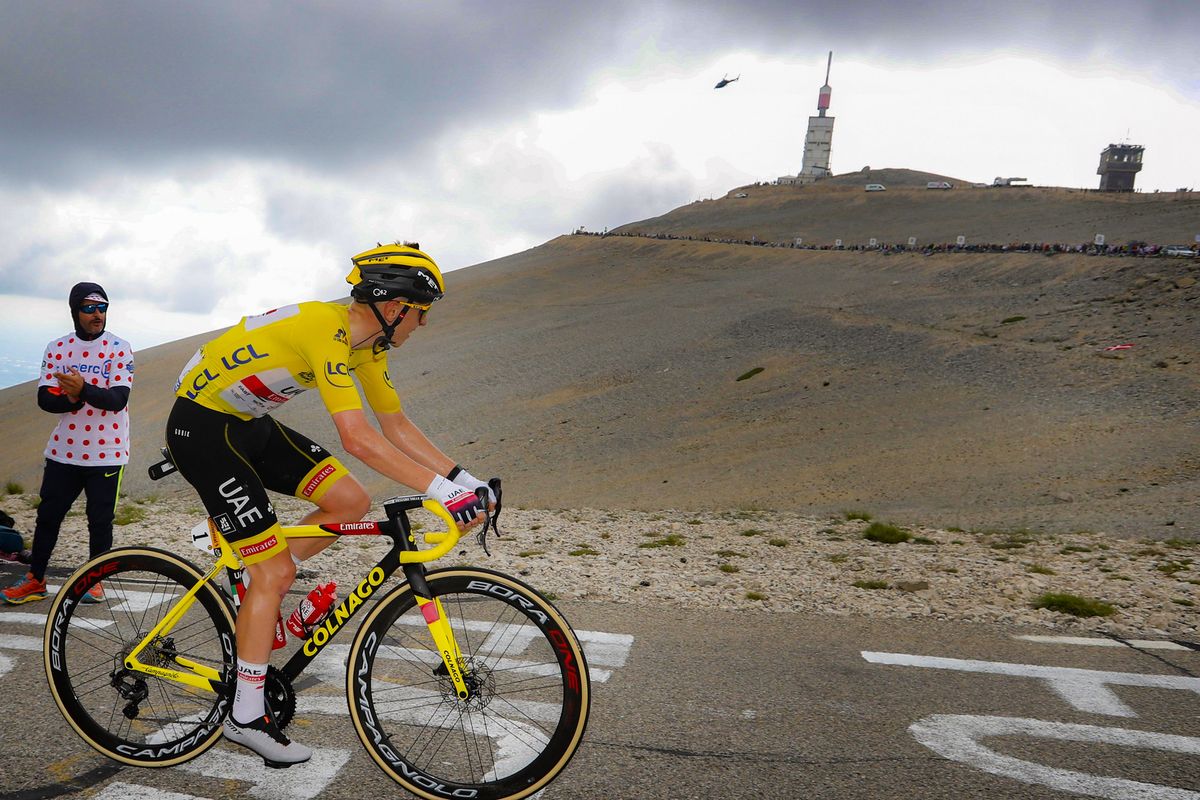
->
xmin=352 ymin=571 xmax=588 ymax=797
xmin=47 ymin=550 xmax=234 ymax=767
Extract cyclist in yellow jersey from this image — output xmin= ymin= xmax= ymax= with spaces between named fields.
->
xmin=166 ymin=243 xmax=493 ymax=767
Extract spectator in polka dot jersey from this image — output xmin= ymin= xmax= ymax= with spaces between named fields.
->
xmin=2 ymin=282 xmax=134 ymax=605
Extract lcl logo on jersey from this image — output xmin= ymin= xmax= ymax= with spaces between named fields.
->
xmin=324 ymin=361 xmax=352 ymax=388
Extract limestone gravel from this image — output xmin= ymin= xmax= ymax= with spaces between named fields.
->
xmin=6 ymin=494 xmax=1196 ymax=640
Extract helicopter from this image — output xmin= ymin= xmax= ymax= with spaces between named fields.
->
xmin=714 ymin=73 xmax=740 ymax=89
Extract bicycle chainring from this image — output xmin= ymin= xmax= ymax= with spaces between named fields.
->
xmin=264 ymin=665 xmax=297 ymax=729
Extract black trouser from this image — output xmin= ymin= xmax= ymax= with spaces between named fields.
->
xmin=29 ymin=459 xmax=123 ymax=580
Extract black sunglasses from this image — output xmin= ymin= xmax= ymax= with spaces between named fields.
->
xmin=79 ymin=303 xmax=109 ymax=314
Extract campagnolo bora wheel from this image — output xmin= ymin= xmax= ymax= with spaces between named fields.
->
xmin=347 ymin=568 xmax=590 ymax=800
xmin=43 ymin=547 xmax=236 ymax=767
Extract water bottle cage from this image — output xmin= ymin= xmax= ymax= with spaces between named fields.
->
xmin=298 ymin=615 xmax=325 ymax=638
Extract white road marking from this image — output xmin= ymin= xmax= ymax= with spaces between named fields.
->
xmin=1015 ymin=635 xmax=1192 ymax=651
xmin=180 ymin=745 xmax=351 ymax=800
xmin=297 ymin=693 xmax=552 ymax=780
xmin=93 ymin=783 xmax=200 ymax=800
xmin=0 ymin=633 xmax=41 ymax=651
xmin=911 ymin=714 xmax=1200 ymax=800
xmin=0 ymin=611 xmax=50 ymax=626
xmin=2 ymin=593 xmax=632 ymax=799
xmin=862 ymin=651 xmax=1200 ymax=718
xmin=576 ymin=629 xmax=635 ymax=667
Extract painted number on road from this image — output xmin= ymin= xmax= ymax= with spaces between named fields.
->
xmin=864 ymin=650 xmax=1200 ymax=799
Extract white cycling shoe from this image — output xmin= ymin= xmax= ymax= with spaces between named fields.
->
xmin=223 ymin=713 xmax=312 ymax=768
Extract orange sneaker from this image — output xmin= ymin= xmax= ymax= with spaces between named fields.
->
xmin=80 ymin=581 xmax=105 ymax=604
xmin=2 ymin=572 xmax=47 ymax=605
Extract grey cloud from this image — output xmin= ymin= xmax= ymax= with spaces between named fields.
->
xmin=3 ymin=1 xmax=1194 ymax=189
xmin=0 ymin=2 xmax=638 ymax=183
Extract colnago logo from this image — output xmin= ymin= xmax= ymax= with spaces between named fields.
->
xmin=302 ymin=567 xmax=387 ymax=657
xmin=301 ymin=464 xmax=336 ymax=498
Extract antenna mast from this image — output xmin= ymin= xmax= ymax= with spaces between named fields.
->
xmin=817 ymin=51 xmax=833 ymax=117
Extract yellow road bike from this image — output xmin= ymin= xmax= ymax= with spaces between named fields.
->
xmin=42 ymin=465 xmax=590 ymax=800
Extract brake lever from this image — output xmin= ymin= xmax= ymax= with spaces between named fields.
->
xmin=473 ymin=478 xmax=503 ymax=556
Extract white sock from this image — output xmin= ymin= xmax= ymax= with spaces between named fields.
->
xmin=232 ymin=658 xmax=268 ymax=724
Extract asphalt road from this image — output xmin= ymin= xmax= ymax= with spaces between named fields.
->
xmin=1 ymin=571 xmax=1197 ymax=800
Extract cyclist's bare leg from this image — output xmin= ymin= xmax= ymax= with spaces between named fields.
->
xmin=225 ymin=547 xmax=311 ymax=764
xmin=239 ymin=549 xmax=297 ymax=661
xmin=287 ymin=475 xmax=371 ymax=561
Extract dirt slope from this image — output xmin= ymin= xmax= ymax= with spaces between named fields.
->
xmin=2 ymin=173 xmax=1196 ymax=540
xmin=619 ymin=172 xmax=1200 ymax=247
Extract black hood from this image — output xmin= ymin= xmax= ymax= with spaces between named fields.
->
xmin=69 ymin=282 xmax=108 ymax=341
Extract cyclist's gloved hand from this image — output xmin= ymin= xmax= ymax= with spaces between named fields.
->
xmin=448 ymin=465 xmax=497 ymax=506
xmin=426 ymin=475 xmax=486 ymax=528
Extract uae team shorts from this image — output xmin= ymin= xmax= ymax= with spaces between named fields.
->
xmin=165 ymin=397 xmax=351 ymax=564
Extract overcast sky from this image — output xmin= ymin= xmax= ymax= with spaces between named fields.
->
xmin=2 ymin=0 xmax=1198 ymax=388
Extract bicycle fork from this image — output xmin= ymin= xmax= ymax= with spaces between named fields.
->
xmin=405 ymin=565 xmax=471 ymax=700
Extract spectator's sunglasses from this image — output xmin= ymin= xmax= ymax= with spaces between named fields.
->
xmin=79 ymin=303 xmax=109 ymax=314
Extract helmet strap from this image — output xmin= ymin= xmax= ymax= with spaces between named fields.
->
xmin=365 ymin=301 xmax=408 ymax=354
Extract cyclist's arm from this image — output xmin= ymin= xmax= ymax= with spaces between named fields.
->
xmin=375 ymin=409 xmax=456 ymax=478
xmin=354 ymin=351 xmax=454 ymax=477
xmin=331 ymin=407 xmax=441 ymax=492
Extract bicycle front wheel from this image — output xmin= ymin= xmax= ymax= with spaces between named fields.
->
xmin=43 ymin=547 xmax=236 ymax=767
xmin=347 ymin=568 xmax=590 ymax=800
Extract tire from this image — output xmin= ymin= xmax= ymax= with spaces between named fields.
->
xmin=43 ymin=547 xmax=237 ymax=767
xmin=347 ymin=568 xmax=590 ymax=800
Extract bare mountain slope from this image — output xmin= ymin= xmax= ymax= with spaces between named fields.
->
xmin=1 ymin=182 xmax=1196 ymax=539
xmin=617 ymin=170 xmax=1200 ymax=247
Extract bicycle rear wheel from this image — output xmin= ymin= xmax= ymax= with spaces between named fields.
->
xmin=348 ymin=568 xmax=590 ymax=800
xmin=43 ymin=547 xmax=236 ymax=767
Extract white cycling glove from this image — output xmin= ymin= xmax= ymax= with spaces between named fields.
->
xmin=426 ymin=474 xmax=486 ymax=527
xmin=448 ymin=466 xmax=497 ymax=505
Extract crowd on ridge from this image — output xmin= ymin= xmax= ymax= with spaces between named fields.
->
xmin=571 ymin=228 xmax=1198 ymax=258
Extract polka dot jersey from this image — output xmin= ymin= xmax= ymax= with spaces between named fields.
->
xmin=39 ymin=332 xmax=134 ymax=466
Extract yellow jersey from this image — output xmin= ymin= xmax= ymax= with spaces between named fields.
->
xmin=174 ymin=302 xmax=401 ymax=420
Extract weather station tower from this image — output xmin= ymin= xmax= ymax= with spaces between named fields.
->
xmin=792 ymin=52 xmax=835 ymax=185
xmin=1097 ymin=142 xmax=1144 ymax=191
